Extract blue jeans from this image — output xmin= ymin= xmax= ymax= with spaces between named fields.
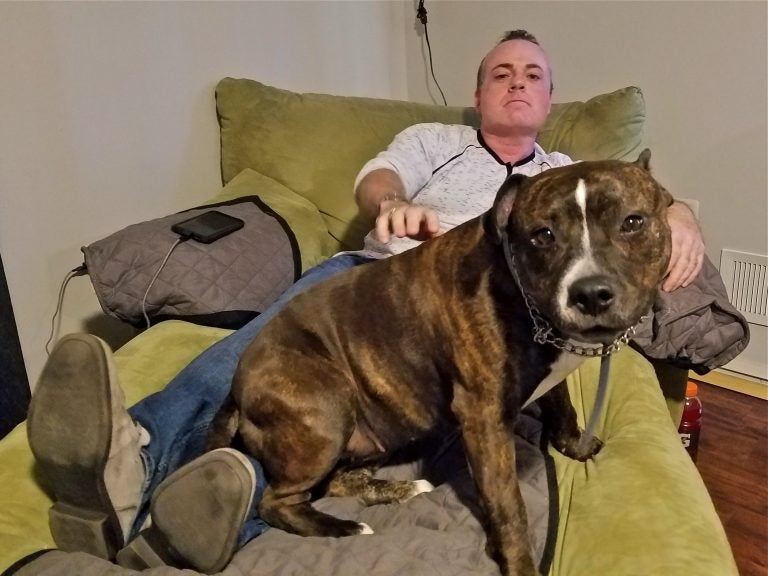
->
xmin=127 ymin=253 xmax=374 ymax=544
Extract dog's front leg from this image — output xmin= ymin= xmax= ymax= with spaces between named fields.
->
xmin=538 ymin=382 xmax=603 ymax=461
xmin=452 ymin=387 xmax=537 ymax=576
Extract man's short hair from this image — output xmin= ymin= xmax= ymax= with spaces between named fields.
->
xmin=475 ymin=29 xmax=552 ymax=92
xmin=499 ymin=29 xmax=541 ymax=45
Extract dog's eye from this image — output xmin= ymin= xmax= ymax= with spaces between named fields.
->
xmin=530 ymin=227 xmax=555 ymax=247
xmin=620 ymin=214 xmax=644 ymax=234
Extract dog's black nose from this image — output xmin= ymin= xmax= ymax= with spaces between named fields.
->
xmin=569 ymin=276 xmax=615 ymax=316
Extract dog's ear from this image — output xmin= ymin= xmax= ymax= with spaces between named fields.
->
xmin=634 ymin=149 xmax=673 ymax=207
xmin=634 ymin=148 xmax=652 ymax=171
xmin=486 ymin=173 xmax=526 ymax=244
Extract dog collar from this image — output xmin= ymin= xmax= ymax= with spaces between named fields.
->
xmin=501 ymin=232 xmax=639 ymax=358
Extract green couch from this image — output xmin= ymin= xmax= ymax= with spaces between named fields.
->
xmin=0 ymin=79 xmax=736 ymax=575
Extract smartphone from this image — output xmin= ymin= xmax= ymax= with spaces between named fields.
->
xmin=171 ymin=210 xmax=244 ymax=244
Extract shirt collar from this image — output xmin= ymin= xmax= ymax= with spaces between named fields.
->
xmin=476 ymin=129 xmax=538 ymax=168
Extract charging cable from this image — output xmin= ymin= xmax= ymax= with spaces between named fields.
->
xmin=45 ymin=265 xmax=88 ymax=355
xmin=417 ymin=0 xmax=447 ymax=106
xmin=45 ymin=234 xmax=188 ymax=353
xmin=140 ymin=236 xmax=188 ymax=329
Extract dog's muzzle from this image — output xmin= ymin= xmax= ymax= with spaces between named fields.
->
xmin=502 ymin=234 xmax=640 ymax=358
xmin=568 ymin=275 xmax=615 ymax=317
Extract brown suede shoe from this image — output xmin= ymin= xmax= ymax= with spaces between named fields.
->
xmin=27 ymin=334 xmax=146 ymax=559
xmin=116 ymin=448 xmax=255 ymax=574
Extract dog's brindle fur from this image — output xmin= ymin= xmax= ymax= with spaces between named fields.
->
xmin=208 ymin=151 xmax=672 ymax=575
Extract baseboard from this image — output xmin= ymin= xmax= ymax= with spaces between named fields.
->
xmin=691 ymin=368 xmax=768 ymax=400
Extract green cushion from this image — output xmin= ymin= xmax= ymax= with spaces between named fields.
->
xmin=538 ymin=87 xmax=646 ymax=163
xmin=0 ymin=424 xmax=51 ymax=569
xmin=215 ymin=78 xmax=646 ymax=251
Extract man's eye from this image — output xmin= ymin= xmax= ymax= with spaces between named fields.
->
xmin=527 ymin=74 xmax=541 ymax=81
xmin=620 ymin=214 xmax=645 ymax=233
xmin=531 ymin=227 xmax=555 ymax=247
xmin=495 ymin=73 xmax=509 ymax=80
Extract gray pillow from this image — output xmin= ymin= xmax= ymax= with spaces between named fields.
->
xmin=82 ymin=196 xmax=300 ymax=329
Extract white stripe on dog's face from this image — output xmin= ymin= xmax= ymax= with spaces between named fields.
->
xmin=575 ymin=179 xmax=590 ymax=251
xmin=557 ymin=179 xmax=598 ymax=321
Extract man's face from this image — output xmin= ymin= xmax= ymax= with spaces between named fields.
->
xmin=475 ymin=40 xmax=553 ymax=138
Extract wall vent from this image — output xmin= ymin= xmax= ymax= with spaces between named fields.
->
xmin=719 ymin=249 xmax=768 ymax=327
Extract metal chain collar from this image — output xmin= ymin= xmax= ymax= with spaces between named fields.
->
xmin=524 ymin=292 xmax=637 ymax=357
xmin=501 ymin=233 xmax=638 ymax=358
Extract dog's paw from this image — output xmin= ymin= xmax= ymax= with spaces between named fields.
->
xmin=358 ymin=523 xmax=375 ymax=535
xmin=554 ymin=433 xmax=604 ymax=461
xmin=407 ymin=479 xmax=435 ymax=499
xmin=572 ymin=435 xmax=604 ymax=461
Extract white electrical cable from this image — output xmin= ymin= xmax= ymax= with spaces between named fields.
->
xmin=45 ymin=266 xmax=87 ymax=355
xmin=140 ymin=237 xmax=186 ymax=330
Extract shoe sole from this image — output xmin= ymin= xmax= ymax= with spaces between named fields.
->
xmin=27 ymin=334 xmax=123 ymax=559
xmin=117 ymin=448 xmax=255 ymax=573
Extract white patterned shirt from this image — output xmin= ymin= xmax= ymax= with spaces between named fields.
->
xmin=353 ymin=123 xmax=573 ymax=258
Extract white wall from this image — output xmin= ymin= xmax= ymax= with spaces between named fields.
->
xmin=2 ymin=1 xmax=765 ymax=386
xmin=404 ymin=0 xmax=767 ymax=379
xmin=0 ymin=1 xmax=408 ymax=386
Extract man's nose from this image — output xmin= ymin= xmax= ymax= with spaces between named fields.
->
xmin=509 ymin=77 xmax=525 ymax=90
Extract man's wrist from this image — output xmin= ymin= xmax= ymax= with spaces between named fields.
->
xmin=377 ymin=194 xmax=409 ymax=213
xmin=381 ymin=192 xmax=403 ymax=204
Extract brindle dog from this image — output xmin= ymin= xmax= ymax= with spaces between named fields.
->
xmin=208 ymin=150 xmax=672 ymax=575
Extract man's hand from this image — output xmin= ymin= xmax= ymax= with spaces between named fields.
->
xmin=375 ymin=199 xmax=441 ymax=243
xmin=663 ymin=201 xmax=705 ymax=292
xmin=355 ymin=169 xmax=442 ymax=243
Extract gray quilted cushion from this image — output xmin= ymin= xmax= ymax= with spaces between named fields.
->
xmin=82 ymin=197 xmax=300 ymax=328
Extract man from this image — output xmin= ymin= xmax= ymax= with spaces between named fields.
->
xmin=27 ymin=30 xmax=704 ymax=573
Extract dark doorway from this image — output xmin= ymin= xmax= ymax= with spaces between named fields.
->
xmin=0 ymin=253 xmax=30 ymax=438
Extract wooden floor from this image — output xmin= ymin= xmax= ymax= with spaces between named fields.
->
xmin=695 ymin=381 xmax=768 ymax=576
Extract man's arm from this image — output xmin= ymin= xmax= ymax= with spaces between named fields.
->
xmin=663 ymin=201 xmax=705 ymax=292
xmin=355 ymin=168 xmax=441 ymax=244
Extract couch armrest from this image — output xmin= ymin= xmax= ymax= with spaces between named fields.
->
xmin=553 ymin=348 xmax=736 ymax=575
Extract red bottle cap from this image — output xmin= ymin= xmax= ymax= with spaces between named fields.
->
xmin=686 ymin=381 xmax=699 ymax=397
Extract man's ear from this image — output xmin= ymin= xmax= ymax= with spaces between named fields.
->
xmin=487 ymin=173 xmax=526 ymax=244
xmin=634 ymin=148 xmax=652 ymax=171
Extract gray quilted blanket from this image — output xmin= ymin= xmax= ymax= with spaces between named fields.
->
xmin=11 ymin=411 xmax=555 ymax=576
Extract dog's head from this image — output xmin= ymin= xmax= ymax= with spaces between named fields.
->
xmin=488 ymin=149 xmax=672 ymax=344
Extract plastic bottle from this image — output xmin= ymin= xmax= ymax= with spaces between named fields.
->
xmin=678 ymin=380 xmax=703 ymax=462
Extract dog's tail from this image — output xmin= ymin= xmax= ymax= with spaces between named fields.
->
xmin=205 ymin=394 xmax=240 ymax=451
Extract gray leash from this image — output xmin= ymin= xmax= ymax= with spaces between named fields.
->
xmin=577 ymin=353 xmax=612 ymax=455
